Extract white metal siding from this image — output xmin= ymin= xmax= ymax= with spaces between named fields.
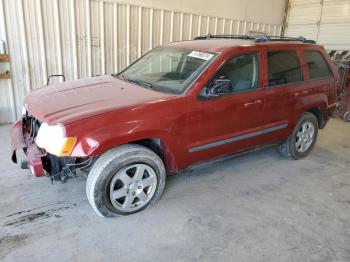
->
xmin=0 ymin=0 xmax=282 ymax=124
xmin=0 ymin=0 xmax=16 ymax=122
xmin=285 ymin=0 xmax=350 ymax=50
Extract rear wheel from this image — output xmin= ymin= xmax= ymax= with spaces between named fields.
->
xmin=278 ymin=112 xmax=318 ymax=159
xmin=86 ymin=144 xmax=166 ymax=217
xmin=343 ymin=111 xmax=350 ymax=122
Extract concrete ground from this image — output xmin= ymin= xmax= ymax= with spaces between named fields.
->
xmin=0 ymin=119 xmax=349 ymax=262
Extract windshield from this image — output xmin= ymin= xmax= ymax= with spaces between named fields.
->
xmin=118 ymin=47 xmax=217 ymax=94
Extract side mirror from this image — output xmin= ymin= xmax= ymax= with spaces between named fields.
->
xmin=206 ymin=79 xmax=232 ymax=97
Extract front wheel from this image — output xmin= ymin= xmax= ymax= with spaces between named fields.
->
xmin=86 ymin=144 xmax=166 ymax=217
xmin=278 ymin=112 xmax=319 ymax=159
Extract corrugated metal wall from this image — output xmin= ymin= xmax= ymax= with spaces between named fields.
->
xmin=285 ymin=0 xmax=350 ymax=51
xmin=0 ymin=0 xmax=282 ymax=124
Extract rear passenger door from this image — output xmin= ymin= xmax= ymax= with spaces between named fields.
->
xmin=263 ymin=48 xmax=305 ymax=139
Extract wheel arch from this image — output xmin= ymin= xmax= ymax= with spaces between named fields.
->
xmin=307 ymin=107 xmax=325 ymax=128
xmin=295 ymin=94 xmax=329 ymax=129
xmin=130 ymin=138 xmax=178 ymax=172
xmin=78 ymin=133 xmax=181 ymax=172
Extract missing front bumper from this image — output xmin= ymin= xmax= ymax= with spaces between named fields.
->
xmin=10 ymin=118 xmax=94 ymax=181
xmin=10 ymin=120 xmax=26 ymax=163
xmin=10 ymin=119 xmax=45 ymax=177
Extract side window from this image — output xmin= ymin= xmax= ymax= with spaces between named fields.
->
xmin=268 ymin=51 xmax=303 ymax=87
xmin=214 ymin=53 xmax=259 ymax=93
xmin=304 ymin=50 xmax=331 ymax=79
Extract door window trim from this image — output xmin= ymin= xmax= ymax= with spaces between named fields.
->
xmin=302 ymin=49 xmax=334 ymax=81
xmin=198 ymin=51 xmax=262 ymax=100
xmin=266 ymin=49 xmax=305 ymax=88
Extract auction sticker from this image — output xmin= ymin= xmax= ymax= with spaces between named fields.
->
xmin=188 ymin=51 xmax=213 ymax=60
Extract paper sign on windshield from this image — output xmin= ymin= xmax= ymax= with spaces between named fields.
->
xmin=188 ymin=51 xmax=214 ymax=60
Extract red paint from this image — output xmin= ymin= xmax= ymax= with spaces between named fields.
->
xmin=27 ymin=144 xmax=45 ymax=177
xmin=11 ymin=40 xmax=339 ymax=173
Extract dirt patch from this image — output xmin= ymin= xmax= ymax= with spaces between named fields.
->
xmin=0 ymin=234 xmax=29 ymax=258
xmin=4 ymin=212 xmax=51 ymax=227
xmin=2 ymin=204 xmax=73 ymax=227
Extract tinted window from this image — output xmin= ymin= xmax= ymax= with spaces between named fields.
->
xmin=213 ymin=53 xmax=259 ymax=93
xmin=304 ymin=51 xmax=331 ymax=79
xmin=268 ymin=51 xmax=303 ymax=86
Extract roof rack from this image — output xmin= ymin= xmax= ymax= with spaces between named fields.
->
xmin=193 ymin=34 xmax=316 ymax=44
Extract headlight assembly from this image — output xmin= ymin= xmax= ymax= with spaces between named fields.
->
xmin=22 ymin=106 xmax=26 ymax=116
xmin=35 ymin=123 xmax=77 ymax=157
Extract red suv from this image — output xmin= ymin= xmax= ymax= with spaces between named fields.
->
xmin=11 ymin=35 xmax=339 ymax=217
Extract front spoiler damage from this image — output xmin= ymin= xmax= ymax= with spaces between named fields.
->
xmin=10 ymin=120 xmax=26 ymax=163
xmin=10 ymin=119 xmax=45 ymax=177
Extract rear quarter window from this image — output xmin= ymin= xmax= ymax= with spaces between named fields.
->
xmin=267 ymin=51 xmax=303 ymax=87
xmin=304 ymin=50 xmax=331 ymax=80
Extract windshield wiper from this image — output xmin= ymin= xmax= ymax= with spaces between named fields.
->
xmin=113 ymin=73 xmax=153 ymax=89
xmin=122 ymin=76 xmax=153 ymax=89
xmin=111 ymin=73 xmax=119 ymax=78
xmin=130 ymin=79 xmax=153 ymax=89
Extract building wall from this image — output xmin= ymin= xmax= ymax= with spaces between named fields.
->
xmin=285 ymin=0 xmax=350 ymax=50
xmin=0 ymin=0 xmax=285 ymax=124
xmin=107 ymin=0 xmax=286 ymax=25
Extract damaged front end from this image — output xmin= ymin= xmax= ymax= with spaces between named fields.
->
xmin=10 ymin=112 xmax=93 ymax=183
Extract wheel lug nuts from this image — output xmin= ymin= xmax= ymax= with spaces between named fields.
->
xmin=132 ymin=192 xmax=136 ymax=196
xmin=138 ymin=186 xmax=142 ymax=189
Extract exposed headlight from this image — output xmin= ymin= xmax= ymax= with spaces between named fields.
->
xmin=35 ymin=123 xmax=77 ymax=157
xmin=22 ymin=106 xmax=26 ymax=116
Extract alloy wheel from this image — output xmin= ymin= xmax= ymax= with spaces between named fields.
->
xmin=295 ymin=121 xmax=315 ymax=153
xmin=109 ymin=164 xmax=158 ymax=212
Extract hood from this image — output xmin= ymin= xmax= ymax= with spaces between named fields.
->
xmin=24 ymin=75 xmax=175 ymax=124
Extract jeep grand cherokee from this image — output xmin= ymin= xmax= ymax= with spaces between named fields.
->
xmin=11 ymin=35 xmax=339 ymax=217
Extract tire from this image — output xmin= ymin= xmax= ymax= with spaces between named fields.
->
xmin=86 ymin=144 xmax=166 ymax=217
xmin=343 ymin=111 xmax=350 ymax=122
xmin=278 ymin=112 xmax=319 ymax=160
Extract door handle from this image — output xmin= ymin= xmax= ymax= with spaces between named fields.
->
xmin=244 ymin=99 xmax=262 ymax=107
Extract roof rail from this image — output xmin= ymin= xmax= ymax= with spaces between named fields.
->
xmin=193 ymin=34 xmax=316 ymax=44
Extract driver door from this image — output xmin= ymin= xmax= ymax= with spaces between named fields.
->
xmin=187 ymin=50 xmax=266 ymax=163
